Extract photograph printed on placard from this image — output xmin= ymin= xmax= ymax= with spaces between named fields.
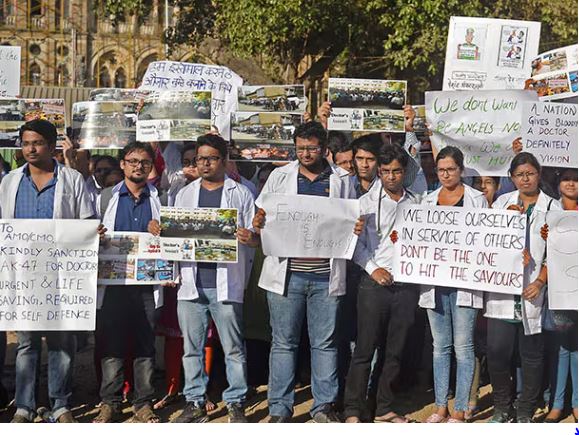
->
xmin=98 ymin=234 xmax=140 ymax=256
xmin=238 ymin=85 xmax=306 ymax=113
xmin=194 ymin=239 xmax=237 ymax=263
xmin=98 ymin=258 xmax=136 ymax=281
xmin=72 ymin=101 xmax=139 ymax=148
xmin=362 ymin=109 xmax=405 ymax=132
xmin=160 ymin=207 xmax=238 ymax=240
xmin=534 ymin=72 xmax=572 ymax=98
xmin=498 ymin=25 xmax=528 ymax=69
xmin=89 ymin=88 xmax=150 ymax=102
xmin=570 ymin=71 xmax=578 ymax=93
xmin=454 ymin=24 xmax=487 ymax=62
xmin=328 ymin=78 xmax=406 ymax=110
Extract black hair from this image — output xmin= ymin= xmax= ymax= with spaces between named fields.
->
xmin=351 ymin=135 xmax=381 ymax=158
xmin=196 ymin=134 xmax=228 ymax=159
xmin=94 ymin=155 xmax=119 ymax=169
xmin=19 ymin=119 xmax=58 ymax=147
xmin=293 ymin=121 xmax=327 ymax=147
xmin=181 ymin=142 xmax=197 ymax=158
xmin=119 ymin=142 xmax=155 ymax=162
xmin=378 ymin=145 xmax=409 ymax=169
xmin=508 ymin=152 xmax=541 ymax=175
xmin=558 ymin=168 xmax=578 ymax=182
xmin=327 ymin=131 xmax=351 ymax=160
xmin=436 ymin=146 xmax=464 ymax=171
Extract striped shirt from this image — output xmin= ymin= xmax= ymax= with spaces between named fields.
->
xmin=288 ymin=164 xmax=332 ymax=275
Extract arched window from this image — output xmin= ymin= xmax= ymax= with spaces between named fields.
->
xmin=29 ymin=62 xmax=41 ymax=85
xmin=56 ymin=64 xmax=69 ymax=86
xmin=136 ymin=53 xmax=158 ymax=85
xmin=98 ymin=65 xmax=111 ymax=88
xmin=114 ymin=67 xmax=126 ymax=88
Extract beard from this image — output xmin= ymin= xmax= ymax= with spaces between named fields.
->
xmin=128 ymin=174 xmax=148 ymax=184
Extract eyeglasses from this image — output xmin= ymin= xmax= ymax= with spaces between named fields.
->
xmin=124 ymin=158 xmax=153 ymax=169
xmin=21 ymin=140 xmax=48 ymax=148
xmin=182 ymin=159 xmax=196 ymax=167
xmin=380 ymin=169 xmax=404 ymax=177
xmin=194 ymin=156 xmax=221 ymax=165
xmin=437 ymin=167 xmax=459 ymax=176
xmin=296 ymin=146 xmax=322 ymax=154
xmin=512 ymin=171 xmax=538 ymax=180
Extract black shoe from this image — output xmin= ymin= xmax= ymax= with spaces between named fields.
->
xmin=227 ymin=403 xmax=247 ymax=423
xmin=173 ymin=402 xmax=209 ymax=423
xmin=489 ymin=410 xmax=514 ymax=423
xmin=269 ymin=415 xmax=291 ymax=423
xmin=0 ymin=383 xmax=9 ymax=409
xmin=312 ymin=404 xmax=341 ymax=423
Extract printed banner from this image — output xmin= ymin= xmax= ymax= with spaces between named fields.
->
xmin=531 ymin=45 xmax=578 ymax=101
xmin=139 ymin=61 xmax=243 ymax=139
xmin=89 ymin=88 xmax=151 ymax=102
xmin=72 ymin=101 xmax=139 ymax=148
xmin=443 ymin=17 xmax=541 ymax=91
xmin=237 ymin=85 xmax=307 ymax=113
xmin=327 ymin=78 xmax=406 ymax=132
xmin=0 ymin=46 xmax=20 ymax=97
xmin=0 ymin=219 xmax=100 ymax=331
xmin=522 ymin=102 xmax=578 ymax=168
xmin=426 ymin=89 xmax=539 ymax=176
xmin=259 ymin=193 xmax=359 ymax=259
xmin=546 ymin=211 xmax=578 ymax=310
xmin=97 ymin=232 xmax=176 ymax=285
xmin=160 ymin=207 xmax=238 ymax=263
xmin=393 ymin=204 xmax=526 ymax=295
xmin=230 ymin=112 xmax=302 ymax=162
xmin=0 ymin=99 xmax=66 ymax=148
xmin=136 ymin=90 xmax=212 ymax=142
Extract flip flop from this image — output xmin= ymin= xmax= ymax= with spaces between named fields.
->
xmin=374 ymin=412 xmax=410 ymax=423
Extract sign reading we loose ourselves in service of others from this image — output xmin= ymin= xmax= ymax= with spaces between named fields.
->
xmin=393 ymin=205 xmax=526 ymax=294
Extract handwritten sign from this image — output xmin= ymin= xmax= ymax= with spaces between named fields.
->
xmin=0 ymin=219 xmax=99 ymax=331
xmin=546 ymin=211 xmax=578 ymax=310
xmin=522 ymin=102 xmax=578 ymax=168
xmin=393 ymin=204 xmax=526 ymax=294
xmin=259 ymin=193 xmax=359 ymax=259
xmin=426 ymin=89 xmax=538 ymax=176
xmin=0 ymin=46 xmax=20 ymax=97
xmin=443 ymin=17 xmax=541 ymax=91
xmin=139 ymin=61 xmax=243 ymax=139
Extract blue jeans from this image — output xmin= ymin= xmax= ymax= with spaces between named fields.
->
xmin=267 ymin=272 xmax=340 ymax=417
xmin=426 ymin=288 xmax=477 ymax=412
xmin=15 ymin=331 xmax=76 ymax=420
xmin=177 ymin=287 xmax=247 ymax=405
xmin=549 ymin=329 xmax=578 ymax=410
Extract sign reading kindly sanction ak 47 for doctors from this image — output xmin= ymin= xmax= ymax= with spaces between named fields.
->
xmin=393 ymin=204 xmax=526 ymax=294
xmin=0 ymin=219 xmax=100 ymax=331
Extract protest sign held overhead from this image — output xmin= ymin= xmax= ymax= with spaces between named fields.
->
xmin=426 ymin=89 xmax=538 ymax=176
xmin=530 ymin=44 xmax=578 ymax=101
xmin=259 ymin=193 xmax=359 ymax=259
xmin=89 ymin=88 xmax=151 ymax=102
xmin=136 ymin=90 xmax=212 ymax=142
xmin=0 ymin=45 xmax=20 ymax=97
xmin=522 ymin=102 xmax=578 ymax=168
xmin=230 ymin=112 xmax=302 ymax=162
xmin=546 ymin=211 xmax=578 ymax=310
xmin=443 ymin=17 xmax=541 ymax=91
xmin=393 ymin=204 xmax=526 ymax=295
xmin=139 ymin=61 xmax=243 ymax=139
xmin=327 ymin=78 xmax=406 ymax=133
xmin=0 ymin=219 xmax=99 ymax=331
xmin=160 ymin=207 xmax=238 ymax=263
xmin=237 ymin=85 xmax=307 ymax=113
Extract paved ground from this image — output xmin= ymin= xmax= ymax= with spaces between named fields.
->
xmin=0 ymin=332 xmax=575 ymax=423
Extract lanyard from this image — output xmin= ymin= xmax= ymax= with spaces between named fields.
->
xmin=376 ymin=187 xmax=398 ymax=238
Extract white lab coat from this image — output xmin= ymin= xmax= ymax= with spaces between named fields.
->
xmin=0 ymin=162 xmax=95 ymax=219
xmin=175 ymin=176 xmax=255 ymax=303
xmin=97 ymin=181 xmax=163 ymax=309
xmin=255 ymin=160 xmax=356 ymax=296
xmin=484 ymin=190 xmax=562 ymax=335
xmin=418 ymin=184 xmax=488 ymax=309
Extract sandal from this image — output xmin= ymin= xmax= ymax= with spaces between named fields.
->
xmin=447 ymin=417 xmax=464 ymax=423
xmin=93 ymin=403 xmax=122 ymax=423
xmin=425 ymin=413 xmax=446 ymax=423
xmin=374 ymin=412 xmax=410 ymax=423
xmin=132 ymin=405 xmax=160 ymax=423
xmin=464 ymin=404 xmax=479 ymax=421
xmin=153 ymin=393 xmax=179 ymax=410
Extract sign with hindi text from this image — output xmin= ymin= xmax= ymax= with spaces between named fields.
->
xmin=0 ymin=46 xmax=20 ymax=97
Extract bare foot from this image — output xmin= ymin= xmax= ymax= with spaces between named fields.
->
xmin=345 ymin=416 xmax=361 ymax=423
xmin=205 ymin=399 xmax=216 ymax=412
xmin=545 ymin=408 xmax=563 ymax=422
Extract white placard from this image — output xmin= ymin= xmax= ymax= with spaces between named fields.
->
xmin=0 ymin=219 xmax=100 ymax=331
xmin=443 ymin=17 xmax=541 ymax=91
xmin=259 ymin=193 xmax=359 ymax=259
xmin=522 ymin=102 xmax=578 ymax=168
xmin=393 ymin=204 xmax=526 ymax=294
xmin=426 ymin=89 xmax=538 ymax=176
xmin=139 ymin=61 xmax=243 ymax=139
xmin=0 ymin=46 xmax=20 ymax=97
xmin=546 ymin=211 xmax=578 ymax=310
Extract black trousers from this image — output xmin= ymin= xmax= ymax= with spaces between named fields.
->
xmin=343 ymin=273 xmax=418 ymax=417
xmin=99 ymin=285 xmax=156 ymax=409
xmin=487 ymin=318 xmax=544 ymax=418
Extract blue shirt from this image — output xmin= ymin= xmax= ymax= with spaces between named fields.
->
xmin=297 ymin=163 xmax=331 ymax=197
xmin=14 ymin=163 xmax=58 ymax=219
xmin=196 ymin=185 xmax=224 ymax=289
xmin=114 ymin=182 xmax=153 ymax=232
